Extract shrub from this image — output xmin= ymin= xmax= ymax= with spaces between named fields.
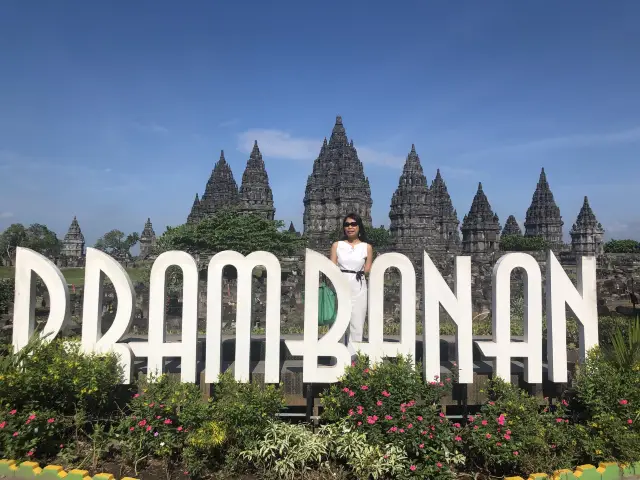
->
xmin=321 ymin=355 xmax=463 ymax=479
xmin=241 ymin=420 xmax=332 ymax=479
xmin=0 ymin=407 xmax=68 ymax=461
xmin=568 ymin=347 xmax=640 ymax=464
xmin=462 ymin=379 xmax=576 ymax=477
xmin=0 ymin=336 xmax=125 ymax=417
xmin=113 ymin=374 xmax=214 ymax=476
xmin=603 ymin=239 xmax=640 ymax=253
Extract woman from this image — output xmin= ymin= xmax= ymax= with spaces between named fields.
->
xmin=330 ymin=213 xmax=373 ymax=349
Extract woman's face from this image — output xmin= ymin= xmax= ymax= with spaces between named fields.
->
xmin=343 ymin=217 xmax=359 ymax=239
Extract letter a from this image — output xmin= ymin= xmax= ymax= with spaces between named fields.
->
xmin=12 ymin=247 xmax=70 ymax=351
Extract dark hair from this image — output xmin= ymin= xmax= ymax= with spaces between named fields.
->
xmin=341 ymin=212 xmax=367 ymax=241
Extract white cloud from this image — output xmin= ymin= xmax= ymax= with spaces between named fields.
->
xmin=0 ymin=211 xmax=14 ymax=219
xmin=237 ymin=129 xmax=407 ymax=168
xmin=131 ymin=122 xmax=169 ymax=134
xmin=458 ymin=125 xmax=640 ymax=161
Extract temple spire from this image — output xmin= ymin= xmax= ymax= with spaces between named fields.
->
xmin=502 ymin=215 xmax=522 ymax=237
xmin=524 ymin=167 xmax=564 ymax=248
xmin=429 ymin=169 xmax=460 ymax=252
xmin=62 ymin=216 xmax=85 ymax=261
xmin=238 ymin=140 xmax=275 ymax=220
xmin=140 ymin=218 xmax=157 ymax=258
xmin=389 ymin=145 xmax=435 ymax=260
xmin=461 ymin=183 xmax=501 ymax=254
xmin=570 ymin=196 xmax=604 ymax=256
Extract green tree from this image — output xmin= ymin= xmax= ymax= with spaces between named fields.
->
xmin=0 ymin=223 xmax=61 ymax=265
xmin=94 ymin=229 xmax=140 ymax=261
xmin=603 ymin=239 xmax=640 ymax=254
xmin=366 ymin=225 xmax=391 ymax=250
xmin=156 ymin=210 xmax=306 ymax=257
xmin=499 ymin=234 xmax=549 ymax=252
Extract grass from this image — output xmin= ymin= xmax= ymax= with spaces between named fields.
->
xmin=0 ymin=266 xmax=146 ymax=285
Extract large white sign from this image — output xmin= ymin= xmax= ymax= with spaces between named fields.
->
xmin=12 ymin=247 xmax=598 ymax=385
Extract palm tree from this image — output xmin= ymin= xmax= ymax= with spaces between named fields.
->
xmin=604 ymin=315 xmax=640 ymax=370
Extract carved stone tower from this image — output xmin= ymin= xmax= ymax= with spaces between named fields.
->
xmin=524 ymin=168 xmax=564 ymax=248
xmin=303 ymin=116 xmax=372 ymax=249
xmin=502 ymin=215 xmax=523 ymax=237
xmin=570 ymin=196 xmax=605 ymax=256
xmin=238 ymin=141 xmax=275 ymax=220
xmin=461 ymin=183 xmax=501 ymax=255
xmin=429 ymin=169 xmax=461 ymax=252
xmin=389 ymin=145 xmax=435 ymax=261
xmin=62 ymin=216 xmax=85 ymax=259
xmin=187 ymin=193 xmax=202 ymax=224
xmin=139 ymin=218 xmax=157 ymax=259
xmin=188 ymin=150 xmax=239 ymax=222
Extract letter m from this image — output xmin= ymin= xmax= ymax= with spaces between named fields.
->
xmin=204 ymin=251 xmax=282 ymax=384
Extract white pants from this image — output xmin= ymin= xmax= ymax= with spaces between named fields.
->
xmin=344 ymin=275 xmax=367 ymax=355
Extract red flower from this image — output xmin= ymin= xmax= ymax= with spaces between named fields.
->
xmin=138 ymin=420 xmax=147 ymax=427
xmin=26 ymin=451 xmax=33 ymax=457
xmin=620 ymin=399 xmax=629 ymax=405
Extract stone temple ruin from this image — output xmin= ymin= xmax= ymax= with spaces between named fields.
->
xmin=59 ymin=116 xmax=607 ymax=266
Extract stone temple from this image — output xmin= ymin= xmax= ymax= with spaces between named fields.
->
xmin=177 ymin=116 xmax=605 ymax=258
xmin=302 ymin=116 xmax=373 ymax=249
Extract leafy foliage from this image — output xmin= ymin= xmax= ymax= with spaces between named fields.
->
xmin=366 ymin=225 xmax=391 ymax=250
xmin=94 ymin=229 xmax=140 ymax=261
xmin=462 ymin=379 xmax=576 ymax=476
xmin=0 ymin=223 xmax=61 ymax=265
xmin=500 ymin=234 xmax=549 ymax=252
xmin=155 ymin=210 xmax=306 ymax=257
xmin=568 ymin=346 xmax=640 ymax=464
xmin=321 ymin=355 xmax=462 ymax=479
xmin=603 ymin=239 xmax=640 ymax=253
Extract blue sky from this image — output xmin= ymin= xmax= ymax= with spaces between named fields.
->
xmin=1 ymin=1 xmax=640 ymax=246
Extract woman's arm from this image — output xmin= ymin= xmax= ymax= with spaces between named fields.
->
xmin=364 ymin=243 xmax=374 ymax=274
xmin=330 ymin=241 xmax=339 ymax=265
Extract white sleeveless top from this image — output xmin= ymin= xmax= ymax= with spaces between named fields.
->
xmin=336 ymin=241 xmax=368 ymax=273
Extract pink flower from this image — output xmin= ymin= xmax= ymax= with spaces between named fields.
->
xmin=129 ymin=427 xmax=134 ymax=431
xmin=439 ymin=412 xmax=445 ymax=418
xmin=419 ymin=443 xmax=424 ymax=449
xmin=164 ymin=419 xmax=172 ymax=424
xmin=351 ymin=361 xmax=356 ymax=367
xmin=417 ymin=416 xmax=423 ymax=421
xmin=421 ymin=430 xmax=427 ymax=435
xmin=474 ymin=425 xmax=479 ymax=430
xmin=620 ymin=399 xmax=629 ymax=405
xmin=506 ymin=429 xmax=511 ymax=435
xmin=513 ymin=451 xmax=519 ymax=456
xmin=446 ymin=378 xmax=451 ymax=382
xmin=138 ymin=420 xmax=147 ymax=427
xmin=28 ymin=414 xmax=36 ymax=420
xmin=0 ymin=421 xmax=4 ymax=429
xmin=551 ymin=444 xmax=556 ymax=449
xmin=47 ymin=418 xmax=55 ymax=424
xmin=348 ymin=391 xmax=355 ymax=397
xmin=377 ymin=400 xmax=383 ymax=406
xmin=357 ymin=421 xmax=362 ymax=426
xmin=389 ymin=426 xmax=398 ymax=432
xmin=488 ymin=401 xmax=495 ymax=406
xmin=437 ymin=462 xmax=443 ymax=468
xmin=364 ymin=368 xmax=370 ymax=374
xmin=453 ymin=422 xmax=461 ymax=428
xmin=481 ymin=420 xmax=488 ymax=426
xmin=399 ymin=428 xmax=405 ymax=433
xmin=146 ymin=425 xmax=152 ymax=432
xmin=562 ymin=399 xmax=569 ymax=406
xmin=12 ymin=432 xmax=18 ymax=437
xmin=628 ymin=419 xmax=633 ymax=424
xmin=149 ymin=403 xmax=155 ymax=407
xmin=156 ymin=416 xmax=161 ymax=419
xmin=410 ymin=465 xmax=416 ymax=471
xmin=455 ymin=436 xmax=462 ymax=442
xmin=504 ymin=434 xmax=511 ymax=440
xmin=357 ymin=405 xmax=364 ymax=414
xmin=439 ymin=382 xmax=444 ymax=387
xmin=342 ymin=387 xmax=349 ymax=393
xmin=177 ymin=426 xmax=183 ymax=431
xmin=385 ymin=415 xmax=393 ymax=420
xmin=497 ymin=414 xmax=505 ymax=426
xmin=348 ymin=409 xmax=354 ymax=416
xmin=468 ymin=415 xmax=474 ymax=422
xmin=367 ymin=415 xmax=378 ymax=424
xmin=407 ymin=423 xmax=413 ymax=429
xmin=496 ymin=442 xmax=502 ymax=446
xmin=154 ymin=432 xmax=159 ymax=437
xmin=556 ymin=418 xmax=563 ymax=423
xmin=382 ymin=390 xmax=390 ymax=397
xmin=485 ymin=433 xmax=491 ymax=439
xmin=9 ymin=410 xmax=16 ymax=415
xmin=133 ymin=393 xmax=140 ymax=398
xmin=26 ymin=451 xmax=33 ymax=457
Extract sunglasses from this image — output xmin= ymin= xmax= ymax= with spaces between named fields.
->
xmin=343 ymin=221 xmax=358 ymax=227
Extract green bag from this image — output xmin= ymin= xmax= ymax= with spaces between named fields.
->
xmin=318 ymin=282 xmax=337 ymax=326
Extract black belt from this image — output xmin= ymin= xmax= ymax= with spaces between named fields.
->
xmin=341 ymin=269 xmax=365 ymax=287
